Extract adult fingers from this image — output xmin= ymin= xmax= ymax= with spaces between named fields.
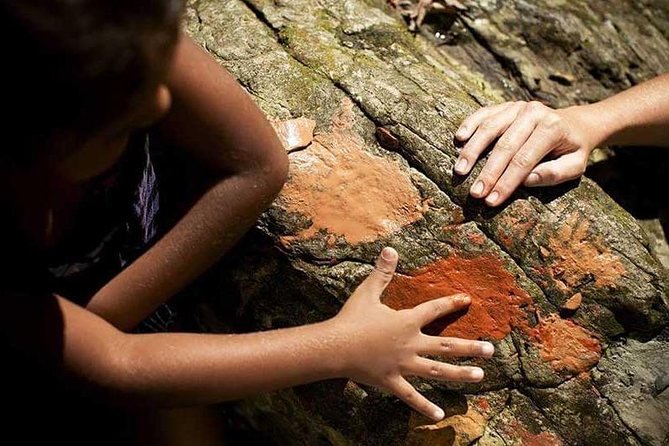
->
xmin=409 ymin=357 xmax=485 ymax=382
xmin=355 ymin=247 xmax=399 ymax=300
xmin=524 ymin=151 xmax=588 ymax=187
xmin=469 ymin=107 xmax=539 ymax=198
xmin=411 ymin=294 xmax=471 ymax=327
xmin=455 ymin=102 xmax=512 ymax=142
xmin=483 ymin=126 xmax=559 ymax=206
xmin=386 ymin=376 xmax=445 ymax=421
xmin=454 ymin=102 xmax=524 ymax=176
xmin=417 ymin=335 xmax=495 ymax=358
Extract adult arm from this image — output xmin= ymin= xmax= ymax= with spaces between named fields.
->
xmin=453 ymin=72 xmax=669 ymax=206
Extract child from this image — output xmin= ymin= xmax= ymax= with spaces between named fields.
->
xmin=453 ymin=74 xmax=669 ymax=206
xmin=0 ymin=1 xmax=494 ymax=443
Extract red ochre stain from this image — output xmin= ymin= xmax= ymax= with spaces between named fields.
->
xmin=382 ymin=253 xmax=535 ymax=341
xmin=474 ymin=397 xmax=491 ymax=412
xmin=531 ymin=314 xmax=601 ymax=374
xmin=278 ymin=99 xmax=424 ymax=244
xmin=502 ymin=420 xmax=565 ymax=446
xmin=383 ymin=254 xmax=602 ymax=373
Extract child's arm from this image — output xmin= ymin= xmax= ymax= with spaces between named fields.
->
xmin=5 ymin=249 xmax=493 ymax=421
xmin=86 ymin=35 xmax=289 ymax=331
xmin=452 ymin=73 xmax=669 ymax=206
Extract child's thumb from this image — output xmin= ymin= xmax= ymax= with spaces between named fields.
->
xmin=359 ymin=247 xmax=399 ymax=299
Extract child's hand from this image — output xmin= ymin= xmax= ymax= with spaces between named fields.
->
xmin=332 ymin=247 xmax=494 ymax=421
xmin=453 ymin=101 xmax=595 ymax=206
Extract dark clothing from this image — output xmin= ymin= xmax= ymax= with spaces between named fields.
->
xmin=1 ymin=132 xmax=190 ymax=444
xmin=45 ymin=132 xmax=176 ymax=332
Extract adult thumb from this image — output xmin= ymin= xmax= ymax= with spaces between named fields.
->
xmin=524 ymin=153 xmax=586 ymax=187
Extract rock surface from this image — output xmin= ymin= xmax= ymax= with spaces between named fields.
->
xmin=185 ymin=0 xmax=669 ymax=444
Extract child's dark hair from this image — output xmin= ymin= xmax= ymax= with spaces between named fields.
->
xmin=1 ymin=0 xmax=184 ymax=165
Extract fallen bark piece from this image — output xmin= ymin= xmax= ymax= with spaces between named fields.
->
xmin=561 ymin=292 xmax=583 ymax=312
xmin=375 ymin=127 xmax=400 ymax=150
xmin=272 ymin=117 xmax=316 ymax=152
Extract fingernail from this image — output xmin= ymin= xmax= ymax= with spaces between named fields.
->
xmin=486 ymin=190 xmax=500 ymax=205
xmin=471 ymin=180 xmax=484 ymax=196
xmin=456 ymin=294 xmax=471 ymax=304
xmin=454 ymin=158 xmax=468 ymax=174
xmin=381 ymin=247 xmax=396 ymax=261
xmin=471 ymin=368 xmax=484 ymax=380
xmin=433 ymin=407 xmax=445 ymax=421
xmin=526 ymin=172 xmax=540 ymax=186
xmin=481 ymin=342 xmax=495 ymax=356
xmin=455 ymin=127 xmax=467 ymax=139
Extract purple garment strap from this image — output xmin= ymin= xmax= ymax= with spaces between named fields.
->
xmin=133 ymin=135 xmax=160 ymax=246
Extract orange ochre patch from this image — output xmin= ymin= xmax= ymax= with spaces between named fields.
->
xmin=278 ymin=99 xmax=424 ymax=244
xmin=408 ymin=404 xmax=487 ymax=446
xmin=532 ymin=314 xmax=601 ymax=373
xmin=546 ymin=212 xmax=625 ymax=291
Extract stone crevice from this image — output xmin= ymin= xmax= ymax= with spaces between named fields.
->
xmin=237 ymin=0 xmax=283 ymax=43
xmin=472 ymin=391 xmax=514 ymax=446
xmin=608 ymin=243 xmax=663 ymax=288
xmin=591 ymin=369 xmax=652 ymax=446
xmin=516 ymin=391 xmax=574 ymax=446
xmin=457 ymin=16 xmax=535 ymax=99
xmin=192 ymin=0 xmax=203 ymax=28
xmin=520 ymin=378 xmax=644 ymax=446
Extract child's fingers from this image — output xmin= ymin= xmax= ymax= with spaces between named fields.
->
xmin=454 ymin=102 xmax=524 ymax=176
xmin=417 ymin=335 xmax=495 ymax=358
xmin=412 ymin=294 xmax=471 ymax=327
xmin=523 ymin=151 xmax=587 ymax=187
xmin=409 ymin=357 xmax=484 ymax=382
xmin=386 ymin=376 xmax=445 ymax=421
xmin=355 ymin=247 xmax=399 ymax=300
xmin=455 ymin=102 xmax=511 ymax=142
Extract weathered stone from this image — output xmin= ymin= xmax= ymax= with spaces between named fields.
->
xmin=527 ymin=375 xmax=642 ymax=446
xmin=478 ymin=391 xmax=566 ymax=446
xmin=592 ymin=329 xmax=669 ymax=446
xmin=185 ymin=0 xmax=669 ymax=444
xmin=387 ymin=0 xmax=669 ymax=107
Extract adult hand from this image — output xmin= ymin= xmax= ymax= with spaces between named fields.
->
xmin=453 ymin=101 xmax=595 ymax=206
xmin=334 ymin=247 xmax=494 ymax=421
